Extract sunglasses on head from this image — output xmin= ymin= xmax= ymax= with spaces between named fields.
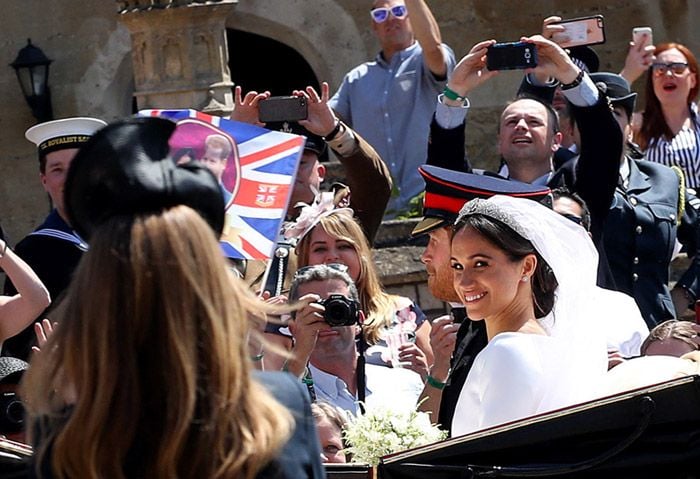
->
xmin=370 ymin=4 xmax=408 ymax=23
xmin=652 ymin=62 xmax=690 ymax=77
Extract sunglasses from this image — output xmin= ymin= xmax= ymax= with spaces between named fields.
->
xmin=652 ymin=62 xmax=690 ymax=77
xmin=294 ymin=263 xmax=349 ymax=279
xmin=370 ymin=4 xmax=408 ymax=23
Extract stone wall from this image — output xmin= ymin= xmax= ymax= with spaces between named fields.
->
xmin=1 ymin=0 xmax=699 ymax=243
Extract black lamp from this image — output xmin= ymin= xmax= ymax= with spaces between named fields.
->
xmin=10 ymin=39 xmax=53 ymax=123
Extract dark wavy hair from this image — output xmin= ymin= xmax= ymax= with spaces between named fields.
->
xmin=453 ymin=214 xmax=558 ymax=318
xmin=638 ymin=42 xmax=700 ymax=150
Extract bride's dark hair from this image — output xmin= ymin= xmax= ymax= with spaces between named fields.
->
xmin=454 ymin=214 xmax=558 ymax=318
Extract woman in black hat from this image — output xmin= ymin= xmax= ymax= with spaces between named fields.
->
xmin=22 ymin=118 xmax=324 ymax=479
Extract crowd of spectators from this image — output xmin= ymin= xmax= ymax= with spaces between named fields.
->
xmin=3 ymin=1 xmax=700 ymax=476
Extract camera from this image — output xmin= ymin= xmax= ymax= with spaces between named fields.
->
xmin=0 ymin=392 xmax=24 ymax=434
xmin=319 ymin=294 xmax=360 ymax=327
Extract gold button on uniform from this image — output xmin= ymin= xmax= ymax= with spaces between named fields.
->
xmin=635 ymin=225 xmax=643 ymax=234
xmin=632 ymin=273 xmax=639 ymax=281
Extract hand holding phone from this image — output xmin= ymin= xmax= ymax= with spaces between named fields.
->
xmin=486 ymin=42 xmax=537 ymax=71
xmin=551 ymin=15 xmax=606 ymax=48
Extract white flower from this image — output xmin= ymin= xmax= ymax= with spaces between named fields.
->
xmin=343 ymin=405 xmax=447 ymax=466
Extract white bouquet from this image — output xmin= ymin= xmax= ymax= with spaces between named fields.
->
xmin=343 ymin=406 xmax=447 ymax=466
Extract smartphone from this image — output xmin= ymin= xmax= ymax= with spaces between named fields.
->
xmin=552 ymin=15 xmax=606 ymax=48
xmin=632 ymin=26 xmax=653 ymax=48
xmin=258 ymin=96 xmax=308 ymax=123
xmin=486 ymin=42 xmax=537 ymax=71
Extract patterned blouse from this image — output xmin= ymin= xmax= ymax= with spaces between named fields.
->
xmin=644 ymin=103 xmax=700 ymax=190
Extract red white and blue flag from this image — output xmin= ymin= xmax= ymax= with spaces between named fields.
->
xmin=139 ymin=109 xmax=304 ymax=260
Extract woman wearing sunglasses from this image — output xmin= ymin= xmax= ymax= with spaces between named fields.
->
xmin=285 ymin=194 xmax=434 ymax=378
xmin=630 ymin=43 xmax=700 ymax=188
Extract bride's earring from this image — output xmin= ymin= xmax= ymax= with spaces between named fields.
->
xmin=521 ymin=275 xmax=529 ymax=282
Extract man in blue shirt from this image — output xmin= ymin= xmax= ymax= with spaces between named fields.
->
xmin=330 ymin=0 xmax=455 ymax=217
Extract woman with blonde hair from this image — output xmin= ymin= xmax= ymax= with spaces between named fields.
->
xmin=22 ymin=118 xmax=324 ymax=479
xmin=286 ymin=195 xmax=433 ymax=375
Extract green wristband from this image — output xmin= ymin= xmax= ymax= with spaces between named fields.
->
xmin=443 ymin=86 xmax=466 ymax=102
xmin=426 ymin=374 xmax=446 ymax=390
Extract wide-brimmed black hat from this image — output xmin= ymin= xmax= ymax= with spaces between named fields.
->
xmin=65 ymin=117 xmax=225 ymax=240
xmin=412 ymin=165 xmax=551 ymax=237
xmin=590 ymin=72 xmax=637 ymax=118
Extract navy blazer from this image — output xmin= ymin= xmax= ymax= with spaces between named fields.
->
xmin=254 ymin=371 xmax=326 ymax=479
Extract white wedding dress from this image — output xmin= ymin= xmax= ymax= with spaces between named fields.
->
xmin=449 ymin=196 xmax=610 ymax=436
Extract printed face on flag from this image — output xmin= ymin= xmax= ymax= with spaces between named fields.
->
xmin=139 ymin=109 xmax=305 ymax=260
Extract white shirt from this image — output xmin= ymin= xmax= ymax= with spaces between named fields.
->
xmin=308 ymin=362 xmax=423 ymax=416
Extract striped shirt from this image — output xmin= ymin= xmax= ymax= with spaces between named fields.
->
xmin=644 ymin=103 xmax=700 ymax=189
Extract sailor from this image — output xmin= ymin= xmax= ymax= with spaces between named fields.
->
xmin=2 ymin=117 xmax=106 ymax=360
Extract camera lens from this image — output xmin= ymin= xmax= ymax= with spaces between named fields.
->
xmin=5 ymin=400 xmax=24 ymax=425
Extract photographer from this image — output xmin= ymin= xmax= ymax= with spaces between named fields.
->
xmin=286 ymin=264 xmax=422 ymax=415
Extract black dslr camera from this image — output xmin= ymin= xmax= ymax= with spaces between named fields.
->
xmin=319 ymin=294 xmax=360 ymax=327
xmin=0 ymin=391 xmax=24 ymax=434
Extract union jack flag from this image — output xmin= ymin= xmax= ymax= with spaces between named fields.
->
xmin=139 ymin=109 xmax=304 ymax=260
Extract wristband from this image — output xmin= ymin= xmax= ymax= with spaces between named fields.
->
xmin=323 ymin=121 xmax=342 ymax=141
xmin=426 ymin=374 xmax=446 ymax=390
xmin=443 ymin=86 xmax=466 ymax=102
xmin=560 ymin=69 xmax=584 ymax=91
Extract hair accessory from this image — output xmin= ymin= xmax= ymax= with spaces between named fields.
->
xmin=282 ymin=191 xmax=353 ymax=241
xmin=456 ymin=198 xmax=528 ymax=238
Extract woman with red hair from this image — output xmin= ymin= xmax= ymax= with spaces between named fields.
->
xmin=626 ymin=42 xmax=700 ymax=188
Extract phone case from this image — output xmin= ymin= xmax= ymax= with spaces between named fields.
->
xmin=486 ymin=42 xmax=537 ymax=71
xmin=552 ymin=15 xmax=606 ymax=49
xmin=258 ymin=96 xmax=308 ymax=123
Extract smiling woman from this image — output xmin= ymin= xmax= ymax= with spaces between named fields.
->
xmin=449 ymin=196 xmax=608 ymax=436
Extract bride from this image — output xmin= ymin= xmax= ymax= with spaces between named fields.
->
xmin=450 ymin=195 xmax=609 ymax=436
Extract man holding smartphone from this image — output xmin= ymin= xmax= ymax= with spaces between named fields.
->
xmin=329 ymin=0 xmax=455 ymax=218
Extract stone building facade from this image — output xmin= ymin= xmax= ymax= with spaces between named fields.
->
xmin=0 ymin=0 xmax=697 ymax=256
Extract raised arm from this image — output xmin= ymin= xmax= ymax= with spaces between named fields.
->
xmin=427 ymin=40 xmax=498 ymax=172
xmin=0 ymin=240 xmax=51 ymax=341
xmin=296 ymin=83 xmax=392 ymax=241
xmin=406 ymin=0 xmax=449 ymax=77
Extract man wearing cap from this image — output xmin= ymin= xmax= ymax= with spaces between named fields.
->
xmin=2 ymin=117 xmax=106 ymax=360
xmin=414 ymin=165 xmax=550 ymax=433
xmin=329 ymin=0 xmax=455 ymax=218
